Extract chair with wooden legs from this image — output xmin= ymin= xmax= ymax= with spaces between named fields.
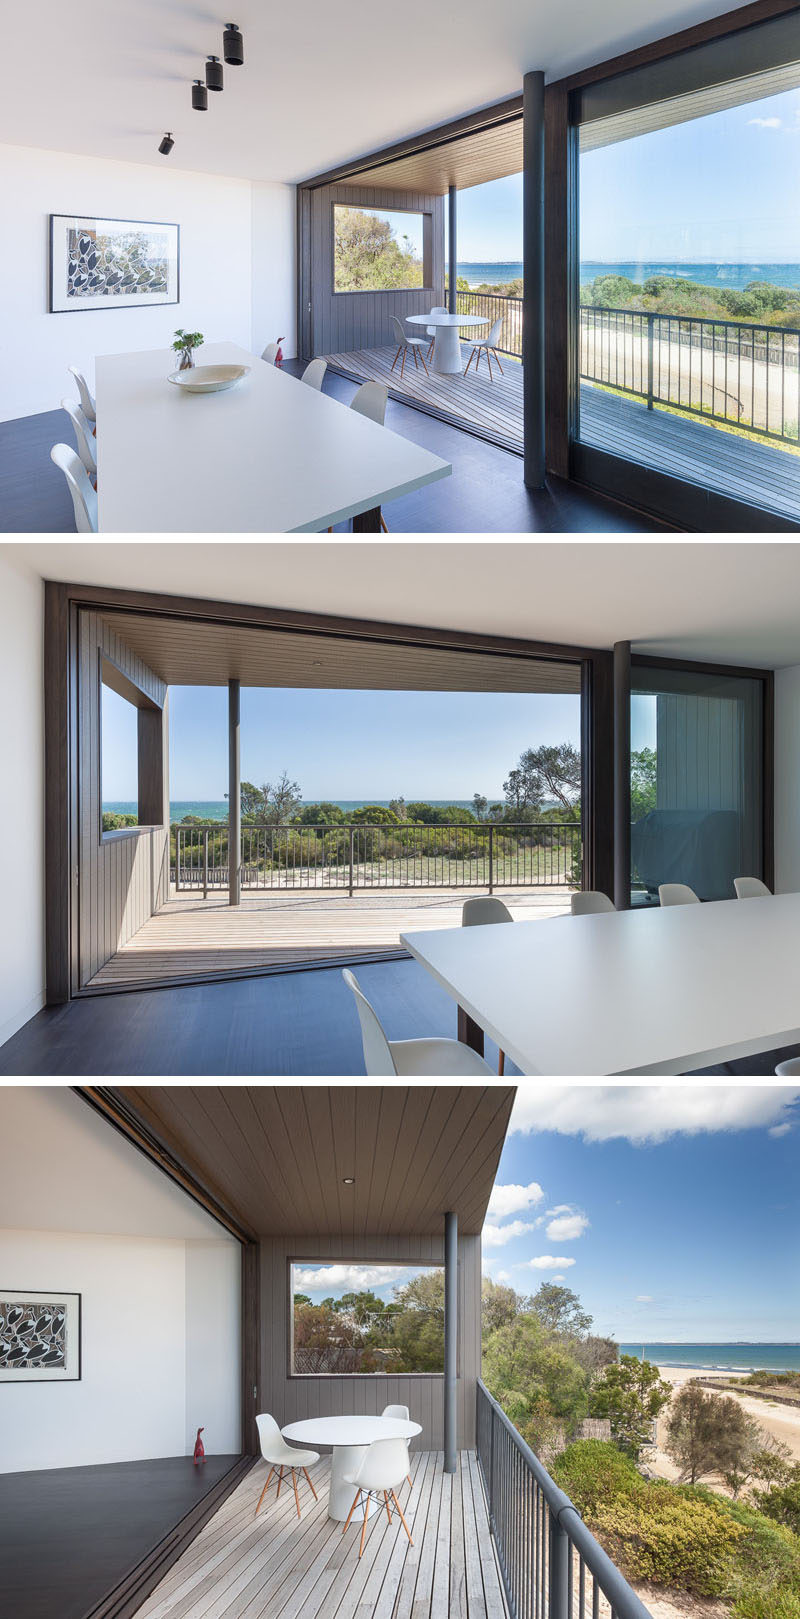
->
xmin=380 ymin=1404 xmax=413 ymax=1486
xmin=342 ymin=1438 xmax=414 ymax=1558
xmin=254 ymin=1412 xmax=320 ymax=1520
xmin=389 ymin=316 xmax=429 ymax=379
xmin=425 ymin=306 xmax=447 ymax=359
xmin=462 ymin=896 xmax=513 ymax=1075
xmin=464 ymin=316 xmax=504 ymax=380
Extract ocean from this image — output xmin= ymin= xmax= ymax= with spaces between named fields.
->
xmin=457 ymin=259 xmax=800 ymax=291
xmin=619 ymin=1343 xmax=800 ymax=1373
xmin=103 ymin=799 xmax=480 ymax=821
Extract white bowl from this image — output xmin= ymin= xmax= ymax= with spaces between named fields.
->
xmin=167 ymin=364 xmax=250 ymax=393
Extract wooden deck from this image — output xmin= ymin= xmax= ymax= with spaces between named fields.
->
xmin=324 ymin=346 xmax=800 ymax=520
xmin=86 ymin=888 xmax=570 ymax=988
xmin=137 ymin=1451 xmax=507 ymax=1619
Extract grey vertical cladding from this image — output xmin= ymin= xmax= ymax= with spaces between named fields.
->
xmin=77 ymin=610 xmax=169 ymax=987
xmin=258 ymin=1233 xmax=481 ymax=1450
xmin=310 ymin=183 xmax=446 ymax=357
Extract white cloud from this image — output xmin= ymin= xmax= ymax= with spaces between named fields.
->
xmin=636 ymin=1295 xmax=654 ymax=1303
xmin=546 ymin=1210 xmax=590 ymax=1241
xmin=553 ymin=1274 xmax=566 ymax=1283
xmin=520 ymin=1255 xmax=577 ymax=1271
xmin=487 ymin=1182 xmax=545 ymax=1217
xmin=547 ymin=1204 xmax=572 ymax=1216
xmin=749 ymin=116 xmax=782 ymax=128
xmin=509 ymin=1085 xmax=799 ymax=1144
xmin=496 ymin=1270 xmax=512 ymax=1283
xmin=769 ymin=1123 xmax=792 ymax=1138
xmin=482 ymin=1220 xmax=537 ymax=1248
xmin=293 ymin=1264 xmax=415 ymax=1292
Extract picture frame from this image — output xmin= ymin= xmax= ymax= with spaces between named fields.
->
xmin=49 ymin=214 xmax=180 ymax=313
xmin=0 ymin=1288 xmax=82 ymax=1382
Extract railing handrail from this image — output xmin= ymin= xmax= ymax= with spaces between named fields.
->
xmin=456 ymin=289 xmax=522 ymax=304
xmin=476 ymin=1378 xmax=654 ymax=1619
xmin=580 ymin=303 xmax=800 ymax=340
xmin=172 ymin=819 xmax=579 ymax=832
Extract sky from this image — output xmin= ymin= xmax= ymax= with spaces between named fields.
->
xmin=101 ymin=684 xmax=581 ymax=802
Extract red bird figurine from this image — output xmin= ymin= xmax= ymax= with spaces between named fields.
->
xmin=275 ymin=337 xmax=285 ymax=369
xmin=193 ymin=1426 xmax=205 ymax=1466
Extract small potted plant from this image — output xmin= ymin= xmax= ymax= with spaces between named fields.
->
xmin=172 ymin=328 xmax=204 ymax=370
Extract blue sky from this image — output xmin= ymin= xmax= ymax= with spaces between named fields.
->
xmin=101 ymin=685 xmax=581 ymax=802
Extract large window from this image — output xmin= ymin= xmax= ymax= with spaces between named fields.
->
xmin=290 ymin=1262 xmax=444 ymax=1375
xmin=333 ymin=205 xmax=425 ymax=293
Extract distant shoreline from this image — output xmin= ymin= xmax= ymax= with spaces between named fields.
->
xmin=455 ymin=259 xmax=800 ymax=291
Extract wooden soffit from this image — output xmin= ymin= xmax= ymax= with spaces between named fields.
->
xmin=351 ymin=117 xmax=522 ymax=195
xmin=112 ymin=1086 xmax=516 ymax=1238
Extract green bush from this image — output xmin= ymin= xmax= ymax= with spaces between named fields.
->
xmin=551 ymin=1438 xmax=640 ymax=1513
xmin=732 ymin=1585 xmax=800 ymax=1619
xmin=591 ymin=1485 xmax=744 ymax=1595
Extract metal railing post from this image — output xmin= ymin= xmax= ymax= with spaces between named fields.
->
xmin=348 ymin=828 xmax=355 ymax=898
xmin=489 ymin=1399 xmax=496 ymax=1527
xmin=549 ymin=1511 xmax=570 ymax=1619
xmin=488 ymin=824 xmax=494 ymax=894
xmin=203 ymin=828 xmax=208 ymax=900
xmin=174 ymin=830 xmax=181 ymax=894
xmin=647 ymin=313 xmax=655 ymax=409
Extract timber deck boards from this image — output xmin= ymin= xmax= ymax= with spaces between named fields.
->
xmin=137 ymin=1452 xmax=507 ymax=1619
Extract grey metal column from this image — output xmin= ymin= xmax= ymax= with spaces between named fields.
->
xmin=444 ymin=1210 xmax=457 ymax=1473
xmin=523 ymin=69 xmax=546 ymax=489
xmin=448 ymin=186 xmax=457 ymax=313
xmin=613 ymin=642 xmax=631 ymax=911
xmin=228 ymin=678 xmax=241 ymax=906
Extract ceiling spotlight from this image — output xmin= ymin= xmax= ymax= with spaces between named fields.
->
xmin=206 ymin=55 xmax=224 ymax=92
xmin=223 ymin=23 xmax=244 ymax=65
xmin=192 ymin=79 xmax=208 ymax=111
xmin=158 ymin=132 xmax=174 ymax=156
xmin=342 ymin=1177 xmax=355 ymax=1186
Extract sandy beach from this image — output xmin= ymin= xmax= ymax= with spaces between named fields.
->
xmin=647 ymin=1364 xmax=800 ymax=1483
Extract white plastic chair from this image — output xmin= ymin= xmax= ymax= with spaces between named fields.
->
xmin=389 ymin=315 xmax=429 ymax=379
xmin=462 ymin=897 xmax=512 ymax=1074
xmin=658 ymin=883 xmax=700 ymax=906
xmin=343 ymin=968 xmax=492 ymax=1076
xmin=381 ymin=1405 xmax=412 ymax=1486
xmin=775 ymin=1057 xmax=800 ymax=1075
xmin=254 ymin=1413 xmax=320 ymax=1520
xmin=734 ymin=876 xmax=771 ymax=899
xmin=342 ymin=1437 xmax=414 ymax=1558
xmin=261 ymin=342 xmax=279 ymax=364
xmin=426 ymin=305 xmax=448 ymax=359
xmin=68 ymin=366 xmax=96 ymax=423
xmin=571 ymin=891 xmax=615 ymax=916
xmin=50 ymin=444 xmax=98 ymax=533
xmin=326 ymin=383 xmax=390 ymax=535
xmin=464 ymin=317 xmax=504 ymax=380
xmin=301 ymin=357 xmax=327 ymax=390
xmin=61 ymin=398 xmax=97 ymax=483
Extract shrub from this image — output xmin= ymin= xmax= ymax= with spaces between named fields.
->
xmin=590 ymin=1485 xmax=744 ymax=1595
xmin=552 ymin=1438 xmax=640 ymax=1514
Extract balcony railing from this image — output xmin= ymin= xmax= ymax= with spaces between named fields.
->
xmin=170 ymin=821 xmax=580 ymax=897
xmin=456 ymin=289 xmax=523 ymax=359
xmin=476 ymin=1380 xmax=653 ymax=1619
xmin=580 ymin=304 xmax=800 ymax=444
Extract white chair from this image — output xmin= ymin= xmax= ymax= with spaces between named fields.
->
xmin=328 ymin=383 xmax=390 ymax=534
xmin=301 ymin=358 xmax=327 ymax=391
xmin=68 ymin=366 xmax=96 ymax=423
xmin=734 ymin=876 xmax=771 ymax=899
xmin=464 ymin=317 xmax=504 ymax=380
xmin=426 ymin=305 xmax=448 ymax=360
xmin=61 ymin=398 xmax=97 ymax=483
xmin=389 ymin=315 xmax=429 ymax=379
xmin=775 ymin=1057 xmax=800 ymax=1075
xmin=571 ymin=891 xmax=615 ymax=916
xmin=261 ymin=341 xmax=279 ymax=364
xmin=342 ymin=1437 xmax=414 ymax=1558
xmin=462 ymin=897 xmax=513 ymax=1075
xmin=50 ymin=444 xmax=98 ymax=533
xmin=343 ymin=968 xmax=493 ymax=1076
xmin=658 ymin=883 xmax=700 ymax=906
xmin=381 ymin=1405 xmax=412 ymax=1486
xmin=254 ymin=1413 xmax=319 ymax=1520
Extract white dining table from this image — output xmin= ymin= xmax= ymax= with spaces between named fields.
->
xmin=401 ymin=892 xmax=800 ymax=1075
xmin=406 ymin=311 xmax=488 ymax=374
xmin=94 ymin=342 xmax=450 ymax=532
xmin=281 ymin=1414 xmax=421 ymax=1520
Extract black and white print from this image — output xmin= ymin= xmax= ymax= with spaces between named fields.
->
xmin=0 ymin=1290 xmax=81 ymax=1382
xmin=49 ymin=215 xmax=179 ymax=313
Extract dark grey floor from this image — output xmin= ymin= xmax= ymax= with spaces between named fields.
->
xmin=0 ymin=1453 xmax=240 ymax=1619
xmin=0 ymin=954 xmax=795 ymax=1077
xmin=1 ymin=377 xmax=666 ymax=533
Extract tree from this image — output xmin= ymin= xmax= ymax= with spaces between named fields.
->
xmin=472 ymin=794 xmax=488 ymax=821
xmin=293 ymin=801 xmax=345 ymax=825
xmin=755 ymin=1474 xmax=800 ymax=1535
xmin=664 ymin=1384 xmax=758 ymax=1486
xmin=237 ymin=772 xmax=302 ymax=824
xmin=750 ymin=1437 xmax=795 ymax=1490
xmin=529 ymin=1283 xmax=592 ymax=1339
xmin=481 ymin=1276 xmax=522 ymax=1338
xmin=589 ymin=1355 xmax=671 ymax=1459
xmin=385 ymin=1270 xmax=446 ymax=1373
xmin=389 ymin=798 xmax=408 ymax=820
xmin=504 ymin=744 xmax=581 ymax=817
xmin=630 ymin=748 xmax=657 ymax=821
xmin=482 ymin=1313 xmax=589 ymax=1456
xmin=334 ymin=206 xmax=422 ymax=292
xmin=349 ymin=804 xmax=400 ymax=825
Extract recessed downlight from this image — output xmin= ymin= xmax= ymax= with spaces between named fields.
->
xmin=342 ymin=1177 xmax=355 ymax=1185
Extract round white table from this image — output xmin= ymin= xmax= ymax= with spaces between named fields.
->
xmin=281 ymin=1414 xmax=421 ymax=1520
xmin=406 ymin=311 xmax=488 ymax=374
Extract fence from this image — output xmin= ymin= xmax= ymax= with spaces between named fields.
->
xmin=580 ymin=305 xmax=800 ymax=444
xmin=476 ymin=1380 xmax=653 ymax=1619
xmin=170 ymin=821 xmax=581 ymax=897
xmin=456 ymin=290 xmax=523 ymax=359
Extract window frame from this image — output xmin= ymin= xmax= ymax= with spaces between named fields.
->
xmin=330 ymin=200 xmax=433 ymax=296
xmin=98 ymin=651 xmax=165 ymax=843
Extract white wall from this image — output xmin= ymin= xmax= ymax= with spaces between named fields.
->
xmin=774 ymin=664 xmax=800 ymax=893
xmin=185 ymin=1240 xmax=242 ymax=1455
xmin=0 ymin=143 xmax=295 ymax=421
xmin=0 ymin=554 xmax=44 ymax=1046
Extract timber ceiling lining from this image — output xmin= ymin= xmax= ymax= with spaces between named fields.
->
xmin=116 ymin=1086 xmax=517 ymax=1237
xmin=99 ymin=613 xmax=582 ymax=692
xmin=348 ymin=118 xmax=523 ymax=195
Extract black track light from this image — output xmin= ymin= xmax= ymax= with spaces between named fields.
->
xmin=192 ymin=79 xmax=208 ymax=111
xmin=206 ymin=55 xmax=223 ymax=91
xmin=158 ymin=132 xmax=175 ymax=156
xmin=223 ymin=23 xmax=244 ymax=65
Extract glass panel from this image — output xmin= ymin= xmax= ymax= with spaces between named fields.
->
xmin=290 ymin=1261 xmax=444 ymax=1374
xmin=630 ymin=665 xmax=763 ymax=906
xmin=101 ymin=681 xmax=139 ymax=831
xmin=333 ymin=204 xmax=424 ymax=292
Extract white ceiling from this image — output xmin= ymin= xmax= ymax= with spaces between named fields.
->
xmin=0 ymin=0 xmax=757 ymax=184
xmin=8 ymin=539 xmax=800 ymax=668
xmin=0 ymin=1086 xmax=234 ymax=1240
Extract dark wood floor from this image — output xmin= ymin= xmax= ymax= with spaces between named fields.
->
xmin=0 ymin=1454 xmax=241 ymax=1619
xmin=1 ymin=378 xmax=665 ymax=534
xmin=1 ymin=955 xmax=795 ymax=1077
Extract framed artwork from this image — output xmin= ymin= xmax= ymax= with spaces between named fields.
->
xmin=49 ymin=214 xmax=180 ymax=313
xmin=0 ymin=1289 xmax=82 ymax=1382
